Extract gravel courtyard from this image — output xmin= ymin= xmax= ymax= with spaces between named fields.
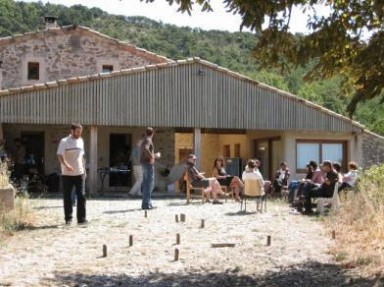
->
xmin=0 ymin=196 xmax=377 ymax=287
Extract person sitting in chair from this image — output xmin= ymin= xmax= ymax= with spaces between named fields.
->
xmin=272 ymin=161 xmax=290 ymax=195
xmin=242 ymin=159 xmax=265 ymax=212
xmin=303 ymin=160 xmax=339 ymax=214
xmin=186 ymin=154 xmax=224 ymax=204
xmin=212 ymin=156 xmax=244 ymax=202
xmin=338 ymin=161 xmax=359 ymax=194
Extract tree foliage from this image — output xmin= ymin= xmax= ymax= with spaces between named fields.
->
xmin=143 ymin=0 xmax=384 ymax=117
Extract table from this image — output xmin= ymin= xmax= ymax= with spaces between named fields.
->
xmin=97 ymin=167 xmax=131 ymax=193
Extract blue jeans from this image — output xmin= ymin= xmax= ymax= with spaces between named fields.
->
xmin=288 ymin=181 xmax=300 ymax=203
xmin=142 ymin=164 xmax=154 ymax=209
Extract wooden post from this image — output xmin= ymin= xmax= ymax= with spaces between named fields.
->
xmin=102 ymin=244 xmax=107 ymax=257
xmin=129 ymin=235 xmax=133 ymax=247
xmin=332 ymin=230 xmax=336 ymax=239
xmin=180 ymin=213 xmax=186 ymax=222
xmin=176 ymin=233 xmax=180 ymax=245
xmin=175 ymin=214 xmax=179 ymax=222
xmin=144 ymin=210 xmax=147 ymax=218
xmin=193 ymin=128 xmax=201 ymax=169
xmin=201 ymin=219 xmax=205 ymax=228
xmin=174 ymin=248 xmax=179 ymax=261
xmin=267 ymin=235 xmax=271 ymax=246
xmin=89 ymin=125 xmax=98 ymax=194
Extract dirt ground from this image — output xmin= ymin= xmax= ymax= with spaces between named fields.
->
xmin=0 ymin=196 xmax=379 ymax=287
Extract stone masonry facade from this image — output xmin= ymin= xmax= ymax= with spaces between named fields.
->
xmin=361 ymin=131 xmax=384 ymax=168
xmin=0 ymin=26 xmax=168 ymax=89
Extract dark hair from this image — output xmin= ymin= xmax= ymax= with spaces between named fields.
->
xmin=332 ymin=162 xmax=341 ymax=173
xmin=214 ymin=156 xmax=225 ymax=168
xmin=247 ymin=159 xmax=256 ymax=169
xmin=280 ymin=161 xmax=288 ymax=167
xmin=145 ymin=127 xmax=154 ymax=137
xmin=322 ymin=160 xmax=332 ymax=168
xmin=71 ymin=123 xmax=82 ymax=130
xmin=308 ymin=160 xmax=318 ymax=170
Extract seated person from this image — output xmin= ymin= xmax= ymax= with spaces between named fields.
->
xmin=288 ymin=163 xmax=313 ymax=204
xmin=332 ymin=162 xmax=344 ymax=184
xmin=272 ymin=161 xmax=290 ymax=195
xmin=242 ymin=159 xmax=265 ymax=212
xmin=246 ymin=159 xmax=271 ymax=194
xmin=186 ymin=154 xmax=223 ymax=204
xmin=212 ymin=156 xmax=244 ymax=202
xmin=338 ymin=161 xmax=359 ymax=193
xmin=303 ymin=160 xmax=339 ymax=214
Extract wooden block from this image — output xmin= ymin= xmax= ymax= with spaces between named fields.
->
xmin=267 ymin=235 xmax=271 ymax=246
xmin=201 ymin=219 xmax=205 ymax=228
xmin=176 ymin=233 xmax=180 ymax=245
xmin=144 ymin=210 xmax=147 ymax=218
xmin=102 ymin=244 xmax=107 ymax=257
xmin=211 ymin=243 xmax=236 ymax=248
xmin=129 ymin=235 xmax=133 ymax=247
xmin=332 ymin=230 xmax=336 ymax=239
xmin=175 ymin=214 xmax=179 ymax=222
xmin=180 ymin=213 xmax=186 ymax=222
xmin=174 ymin=248 xmax=179 ymax=261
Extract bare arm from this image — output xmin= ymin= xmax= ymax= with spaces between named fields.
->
xmin=57 ymin=155 xmax=74 ymax=172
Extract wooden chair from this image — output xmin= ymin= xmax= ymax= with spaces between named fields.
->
xmin=316 ymin=183 xmax=340 ymax=215
xmin=240 ymin=178 xmax=266 ymax=212
xmin=184 ymin=172 xmax=206 ymax=204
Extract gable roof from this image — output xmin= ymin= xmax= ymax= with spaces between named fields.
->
xmin=0 ymin=25 xmax=171 ymax=64
xmin=0 ymin=57 xmax=368 ymax=134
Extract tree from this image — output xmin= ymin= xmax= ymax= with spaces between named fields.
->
xmin=141 ymin=0 xmax=384 ymax=117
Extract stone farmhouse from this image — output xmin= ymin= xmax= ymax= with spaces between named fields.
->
xmin=0 ymin=17 xmax=383 ymax=193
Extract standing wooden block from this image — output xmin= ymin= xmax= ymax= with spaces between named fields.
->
xmin=180 ymin=213 xmax=186 ymax=222
xmin=175 ymin=214 xmax=179 ymax=222
xmin=267 ymin=235 xmax=271 ymax=246
xmin=174 ymin=248 xmax=179 ymax=261
xmin=332 ymin=230 xmax=336 ymax=239
xmin=201 ymin=219 xmax=205 ymax=228
xmin=176 ymin=233 xmax=180 ymax=245
xmin=102 ymin=244 xmax=107 ymax=257
xmin=129 ymin=235 xmax=133 ymax=247
xmin=144 ymin=210 xmax=147 ymax=218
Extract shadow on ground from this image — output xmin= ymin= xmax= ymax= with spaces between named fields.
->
xmin=41 ymin=261 xmax=381 ymax=287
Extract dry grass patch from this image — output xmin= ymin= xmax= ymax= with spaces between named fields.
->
xmin=327 ymin=164 xmax=384 ymax=277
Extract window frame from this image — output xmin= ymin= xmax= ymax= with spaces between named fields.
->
xmin=27 ymin=62 xmax=40 ymax=80
xmin=102 ymin=64 xmax=114 ymax=73
xmin=295 ymin=140 xmax=348 ymax=173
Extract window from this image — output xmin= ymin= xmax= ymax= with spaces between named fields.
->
xmin=102 ymin=65 xmax=114 ymax=73
xmin=223 ymin=145 xmax=231 ymax=158
xmin=296 ymin=141 xmax=346 ymax=172
xmin=27 ymin=62 xmax=40 ymax=80
xmin=234 ymin=144 xmax=241 ymax=157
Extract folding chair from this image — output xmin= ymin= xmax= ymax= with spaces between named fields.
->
xmin=240 ymin=178 xmax=266 ymax=212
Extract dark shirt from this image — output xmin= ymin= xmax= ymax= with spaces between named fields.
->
xmin=321 ymin=169 xmax=339 ymax=196
xmin=215 ymin=167 xmax=227 ymax=176
xmin=305 ymin=170 xmax=313 ymax=180
xmin=140 ymin=137 xmax=154 ymax=165
xmin=186 ymin=161 xmax=203 ymax=185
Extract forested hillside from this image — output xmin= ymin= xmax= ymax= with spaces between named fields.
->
xmin=1 ymin=0 xmax=383 ymax=134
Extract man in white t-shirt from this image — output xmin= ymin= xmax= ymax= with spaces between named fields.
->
xmin=57 ymin=123 xmax=87 ymax=225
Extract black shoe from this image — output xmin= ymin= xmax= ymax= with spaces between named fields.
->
xmin=212 ymin=200 xmax=223 ymax=205
xmin=78 ymin=220 xmax=88 ymax=225
xmin=65 ymin=220 xmax=72 ymax=225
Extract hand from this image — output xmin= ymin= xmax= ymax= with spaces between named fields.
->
xmin=65 ymin=165 xmax=75 ymax=172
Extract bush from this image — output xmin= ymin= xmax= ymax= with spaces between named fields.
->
xmin=327 ymin=164 xmax=384 ymax=276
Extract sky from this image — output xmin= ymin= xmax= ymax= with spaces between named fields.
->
xmin=19 ymin=0 xmax=329 ymax=34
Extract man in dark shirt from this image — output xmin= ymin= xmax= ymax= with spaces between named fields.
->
xmin=140 ymin=127 xmax=160 ymax=210
xmin=303 ymin=160 xmax=338 ymax=214
xmin=186 ymin=154 xmax=223 ymax=204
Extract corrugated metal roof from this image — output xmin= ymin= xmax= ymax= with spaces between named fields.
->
xmin=0 ymin=58 xmax=365 ymax=133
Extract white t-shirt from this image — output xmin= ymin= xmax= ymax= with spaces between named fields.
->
xmin=343 ymin=170 xmax=358 ymax=187
xmin=57 ymin=135 xmax=85 ymax=176
xmin=242 ymin=169 xmax=265 ymax=192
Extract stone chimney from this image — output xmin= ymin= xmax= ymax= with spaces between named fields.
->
xmin=0 ymin=61 xmax=3 ymax=90
xmin=44 ymin=16 xmax=58 ymax=30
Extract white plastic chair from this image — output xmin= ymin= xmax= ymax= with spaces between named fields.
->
xmin=240 ymin=178 xmax=266 ymax=212
xmin=317 ymin=183 xmax=340 ymax=215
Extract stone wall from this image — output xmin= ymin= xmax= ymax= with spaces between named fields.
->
xmin=0 ymin=27 xmax=167 ymax=89
xmin=361 ymin=131 xmax=384 ymax=168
